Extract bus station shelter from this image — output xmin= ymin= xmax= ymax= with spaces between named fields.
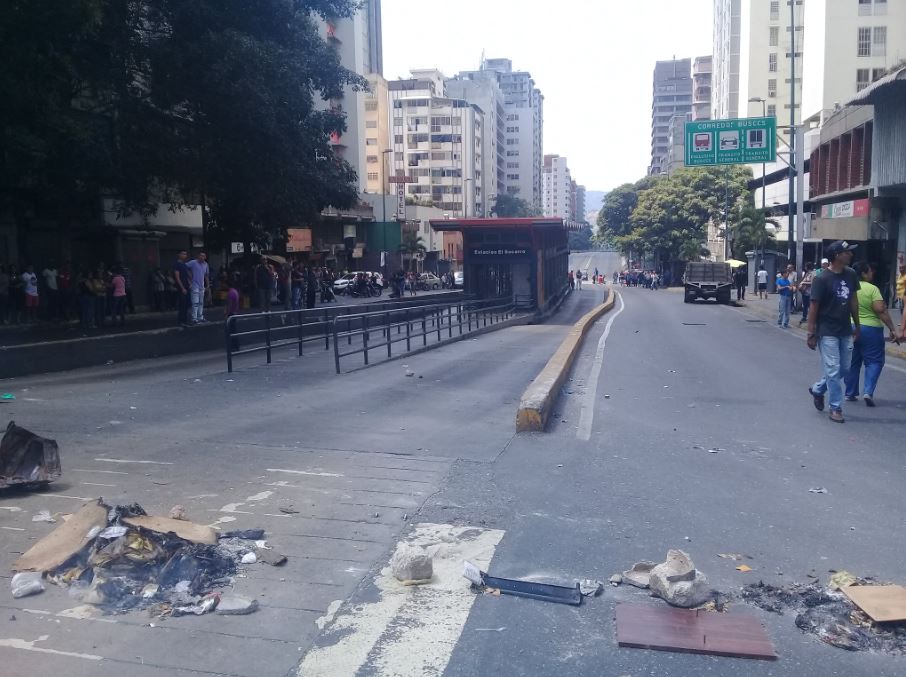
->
xmin=428 ymin=217 xmax=579 ymax=312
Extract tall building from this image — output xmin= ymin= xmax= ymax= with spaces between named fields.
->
xmin=803 ymin=0 xmax=906 ymax=122
xmin=712 ymin=0 xmax=741 ymax=120
xmin=388 ymin=71 xmax=484 ymax=217
xmin=575 ymin=185 xmax=587 ymax=223
xmin=363 ymin=74 xmax=390 ymax=196
xmin=481 ymin=58 xmax=544 ymax=210
xmin=664 ymin=112 xmax=693 ymax=174
xmin=693 ymin=56 xmax=713 ymax=120
xmin=542 ymin=154 xmax=572 ymax=219
xmin=320 ymin=1 xmax=384 ymax=192
xmin=650 ymin=58 xmax=693 ymax=175
xmin=445 ymin=70 xmax=506 ymax=216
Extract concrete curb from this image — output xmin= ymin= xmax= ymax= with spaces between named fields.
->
xmin=730 ymin=299 xmax=906 ymax=361
xmin=515 ymin=289 xmax=616 ymax=433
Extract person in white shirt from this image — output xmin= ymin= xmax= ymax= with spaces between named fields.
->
xmin=42 ymin=264 xmax=59 ymax=320
xmin=756 ymin=266 xmax=769 ymax=299
xmin=21 ymin=265 xmax=39 ymax=323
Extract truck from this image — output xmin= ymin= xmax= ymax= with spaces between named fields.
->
xmin=683 ymin=262 xmax=733 ymax=304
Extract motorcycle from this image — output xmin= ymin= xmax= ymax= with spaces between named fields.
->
xmin=320 ymin=282 xmax=336 ymax=303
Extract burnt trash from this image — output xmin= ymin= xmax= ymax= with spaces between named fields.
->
xmin=221 ymin=528 xmax=265 ymax=540
xmin=0 ymin=421 xmax=62 ymax=489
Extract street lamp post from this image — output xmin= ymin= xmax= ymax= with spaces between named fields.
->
xmin=463 ymin=178 xmax=474 ymax=218
xmin=749 ymin=96 xmax=768 ymax=286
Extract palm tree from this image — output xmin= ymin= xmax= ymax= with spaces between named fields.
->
xmin=731 ymin=205 xmax=777 ymax=261
xmin=398 ymin=234 xmax=427 ymax=272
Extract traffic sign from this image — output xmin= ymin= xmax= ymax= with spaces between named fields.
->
xmin=388 ymin=176 xmax=416 ymax=183
xmin=684 ymin=117 xmax=776 ymax=167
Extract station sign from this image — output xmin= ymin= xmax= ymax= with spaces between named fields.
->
xmin=684 ymin=117 xmax=776 ymax=166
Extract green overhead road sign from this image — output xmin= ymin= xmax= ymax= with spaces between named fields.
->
xmin=684 ymin=117 xmax=777 ymax=167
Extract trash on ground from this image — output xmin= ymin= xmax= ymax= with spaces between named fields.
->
xmin=742 ymin=580 xmax=906 ymax=653
xmin=463 ymin=562 xmax=582 ymax=606
xmin=717 ymin=553 xmax=746 ymax=561
xmin=216 ymin=595 xmax=259 ymax=615
xmin=1 ymin=393 xmax=15 ymax=401
xmin=221 ymin=528 xmax=265 ymax=540
xmin=579 ymin=579 xmax=604 ymax=597
xmin=808 ymin=487 xmax=828 ymax=494
xmin=31 ymin=510 xmax=56 ymax=523
xmin=256 ymin=549 xmax=287 ymax=566
xmin=736 ymin=565 xmax=753 ymax=573
xmin=11 ymin=572 xmax=46 ymax=599
xmin=616 ymin=602 xmax=776 ymax=660
xmin=622 ymin=561 xmax=657 ymax=589
xmin=278 ymin=506 xmax=300 ymax=515
xmin=609 ymin=574 xmax=622 ymax=586
xmin=647 ymin=550 xmax=713 ymax=608
xmin=1 ymin=421 xmax=63 ymax=489
xmin=828 ymin=570 xmax=857 ymax=590
xmin=168 ymin=505 xmax=187 ymax=521
xmin=842 ymin=585 xmax=906 ymax=623
xmin=240 ymin=552 xmax=257 ymax=564
xmin=11 ymin=498 xmax=278 ymax=618
xmin=391 ymin=543 xmax=433 ymax=584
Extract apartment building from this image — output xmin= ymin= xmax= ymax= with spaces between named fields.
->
xmin=543 ymin=154 xmax=572 ymax=219
xmin=482 ymin=58 xmax=544 ymax=210
xmin=712 ymin=0 xmax=741 ymax=120
xmin=388 ymin=71 xmax=484 ymax=217
xmin=575 ymin=184 xmax=587 ymax=223
xmin=650 ymin=58 xmax=693 ymax=175
xmin=364 ymin=74 xmax=390 ymax=196
xmin=445 ymin=70 xmax=506 ymax=216
xmin=693 ymin=56 xmax=713 ymax=120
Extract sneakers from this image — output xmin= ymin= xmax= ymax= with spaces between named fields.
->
xmin=864 ymin=394 xmax=876 ymax=408
xmin=829 ymin=410 xmax=845 ymax=423
xmin=845 ymin=395 xmax=858 ymax=402
xmin=809 ymin=387 xmax=825 ymax=411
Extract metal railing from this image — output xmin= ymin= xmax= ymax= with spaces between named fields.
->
xmin=332 ymin=296 xmax=517 ymax=373
xmin=224 ymin=292 xmax=466 ymax=372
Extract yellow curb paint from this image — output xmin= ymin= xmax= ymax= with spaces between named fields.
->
xmin=515 ymin=289 xmax=617 ymax=432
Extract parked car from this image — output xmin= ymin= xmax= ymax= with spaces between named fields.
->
xmin=453 ymin=271 xmax=464 ymax=288
xmin=418 ymin=273 xmax=442 ymax=290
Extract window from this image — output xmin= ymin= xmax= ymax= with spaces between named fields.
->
xmin=872 ymin=67 xmax=886 ymax=81
xmin=507 ymin=162 xmax=519 ymax=169
xmin=367 ymin=172 xmax=379 ymax=181
xmin=365 ymin=101 xmax=378 ymax=111
xmin=858 ymin=27 xmax=871 ymax=56
xmin=768 ymin=78 xmax=777 ymax=98
xmin=365 ymin=121 xmax=377 ymax=128
xmin=394 ymin=134 xmax=403 ymax=144
xmin=366 ymin=155 xmax=378 ymax=164
xmin=875 ymin=0 xmax=887 ymax=15
xmin=767 ymin=104 xmax=776 ymax=117
xmin=856 ymin=68 xmax=870 ymax=91
xmin=858 ymin=0 xmax=872 ymax=15
xmin=873 ymin=26 xmax=886 ymax=56
xmin=506 ymin=150 xmax=519 ymax=157
xmin=769 ymin=27 xmax=779 ymax=47
xmin=770 ymin=1 xmax=779 ymax=20
xmin=768 ymin=53 xmax=778 ymax=72
xmin=366 ymin=138 xmax=378 ymax=146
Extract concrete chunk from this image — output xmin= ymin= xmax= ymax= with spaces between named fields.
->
xmin=390 ymin=543 xmax=433 ymax=584
xmin=648 ymin=549 xmax=712 ymax=608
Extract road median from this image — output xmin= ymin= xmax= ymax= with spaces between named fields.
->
xmin=515 ymin=288 xmax=616 ymax=432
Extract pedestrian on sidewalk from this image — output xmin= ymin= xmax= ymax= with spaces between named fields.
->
xmin=776 ymin=269 xmax=792 ymax=328
xmin=568 ymin=270 xmax=575 ymax=290
xmin=844 ymin=262 xmax=899 ymax=407
xmin=305 ymin=266 xmax=317 ymax=309
xmin=575 ymin=270 xmax=583 ymax=290
xmin=186 ymin=251 xmax=209 ymax=323
xmin=896 ymin=261 xmax=906 ymax=313
xmin=254 ymin=256 xmax=271 ymax=311
xmin=756 ymin=266 xmax=768 ymax=299
xmin=90 ymin=269 xmax=107 ymax=328
xmin=42 ymin=262 xmax=59 ymax=320
xmin=814 ymin=258 xmax=830 ymax=278
xmin=110 ymin=267 xmax=127 ymax=326
xmin=807 ymin=240 xmax=860 ymax=423
xmin=21 ymin=265 xmax=39 ymax=323
xmin=173 ymin=250 xmax=191 ymax=325
xmin=797 ymin=263 xmax=815 ymax=326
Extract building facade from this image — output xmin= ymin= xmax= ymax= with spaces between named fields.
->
xmin=542 ymin=155 xmax=573 ymax=219
xmin=693 ymin=56 xmax=714 ymax=120
xmin=650 ymin=58 xmax=693 ymax=175
xmin=388 ymin=72 xmax=484 ymax=218
xmin=364 ymin=74 xmax=390 ymax=197
xmin=445 ymin=70 xmax=507 ymax=216
xmin=575 ymin=185 xmax=587 ymax=223
xmin=712 ymin=0 xmax=741 ymax=120
xmin=482 ymin=58 xmax=544 ymax=210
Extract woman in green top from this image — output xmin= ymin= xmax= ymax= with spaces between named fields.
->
xmin=844 ymin=262 xmax=899 ymax=406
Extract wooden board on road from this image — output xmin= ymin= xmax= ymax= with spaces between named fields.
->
xmin=842 ymin=585 xmax=906 ymax=623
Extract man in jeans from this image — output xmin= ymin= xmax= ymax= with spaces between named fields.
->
xmin=807 ymin=241 xmax=860 ymax=423
xmin=186 ymin=251 xmax=209 ymax=323
xmin=173 ymin=250 xmax=191 ymax=325
xmin=776 ymin=269 xmax=792 ymax=327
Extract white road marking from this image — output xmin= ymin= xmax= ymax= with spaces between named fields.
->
xmin=72 ymin=469 xmax=129 ymax=475
xmin=1 ymin=526 xmax=26 ymax=532
xmin=0 ymin=506 xmax=22 ymax=512
xmin=0 ymin=635 xmax=102 ymax=661
xmin=267 ymin=468 xmax=343 ymax=478
xmin=578 ymin=292 xmax=626 ymax=441
xmin=94 ymin=458 xmax=173 ymax=465
xmin=297 ymin=523 xmax=505 ymax=677
xmin=245 ymin=491 xmax=273 ymax=502
xmin=208 ymin=515 xmax=237 ymax=528
xmin=218 ymin=503 xmax=250 ymax=514
xmin=80 ymin=482 xmax=117 ymax=488
xmin=40 ymin=494 xmax=94 ymax=501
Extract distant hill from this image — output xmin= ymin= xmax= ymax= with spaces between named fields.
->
xmin=584 ymin=190 xmax=607 ymax=212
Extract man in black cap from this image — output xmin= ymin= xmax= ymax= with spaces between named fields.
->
xmin=806 ymin=240 xmax=860 ymax=423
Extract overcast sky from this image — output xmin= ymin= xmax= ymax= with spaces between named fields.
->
xmin=381 ymin=0 xmax=713 ymax=194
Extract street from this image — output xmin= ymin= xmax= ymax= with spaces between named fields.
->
xmin=2 ymin=251 xmax=905 ymax=676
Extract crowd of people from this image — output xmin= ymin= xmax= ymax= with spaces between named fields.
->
xmin=615 ymin=270 xmax=669 ymax=289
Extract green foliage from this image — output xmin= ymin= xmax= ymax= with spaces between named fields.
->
xmin=491 ymin=194 xmax=536 ymax=218
xmin=568 ymin=225 xmax=593 ymax=251
xmin=398 ymin=233 xmax=426 ymax=271
xmin=0 ymin=0 xmax=365 ymax=247
xmin=730 ymin=204 xmax=777 ymax=260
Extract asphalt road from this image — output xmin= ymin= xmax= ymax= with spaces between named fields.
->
xmin=5 ymin=248 xmax=902 ymax=676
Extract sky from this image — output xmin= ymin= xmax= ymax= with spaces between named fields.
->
xmin=381 ymin=0 xmax=713 ymax=194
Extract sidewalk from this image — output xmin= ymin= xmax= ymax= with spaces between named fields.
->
xmin=731 ymin=291 xmax=906 ymax=361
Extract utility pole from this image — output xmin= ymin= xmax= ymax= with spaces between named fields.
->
xmin=787 ymin=0 xmax=797 ymax=266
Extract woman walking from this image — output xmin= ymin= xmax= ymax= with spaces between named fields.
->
xmin=844 ymin=262 xmax=899 ymax=407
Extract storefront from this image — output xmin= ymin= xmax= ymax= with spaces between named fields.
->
xmin=428 ymin=218 xmax=577 ymax=312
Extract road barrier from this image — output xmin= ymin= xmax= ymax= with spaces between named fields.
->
xmin=332 ymin=296 xmax=518 ymax=373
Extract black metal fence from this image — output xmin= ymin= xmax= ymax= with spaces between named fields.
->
xmin=332 ymin=296 xmax=517 ymax=373
xmin=224 ymin=294 xmax=466 ymax=372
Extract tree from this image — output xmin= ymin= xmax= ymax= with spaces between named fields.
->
xmin=398 ymin=233 xmax=426 ymax=271
xmin=491 ymin=194 xmax=536 ymax=218
xmin=1 ymin=1 xmax=366 ymax=252
xmin=596 ymin=183 xmax=638 ymax=241
xmin=568 ymin=225 xmax=593 ymax=251
xmin=730 ymin=204 xmax=777 ymax=261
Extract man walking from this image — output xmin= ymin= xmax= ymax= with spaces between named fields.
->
xmin=186 ymin=251 xmax=209 ymax=323
xmin=807 ymin=241 xmax=860 ymax=423
xmin=798 ymin=263 xmax=815 ymax=326
xmin=776 ymin=269 xmax=792 ymax=328
xmin=756 ymin=266 xmax=768 ymax=299
xmin=173 ymin=250 xmax=191 ymax=325
xmin=734 ymin=266 xmax=746 ymax=301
